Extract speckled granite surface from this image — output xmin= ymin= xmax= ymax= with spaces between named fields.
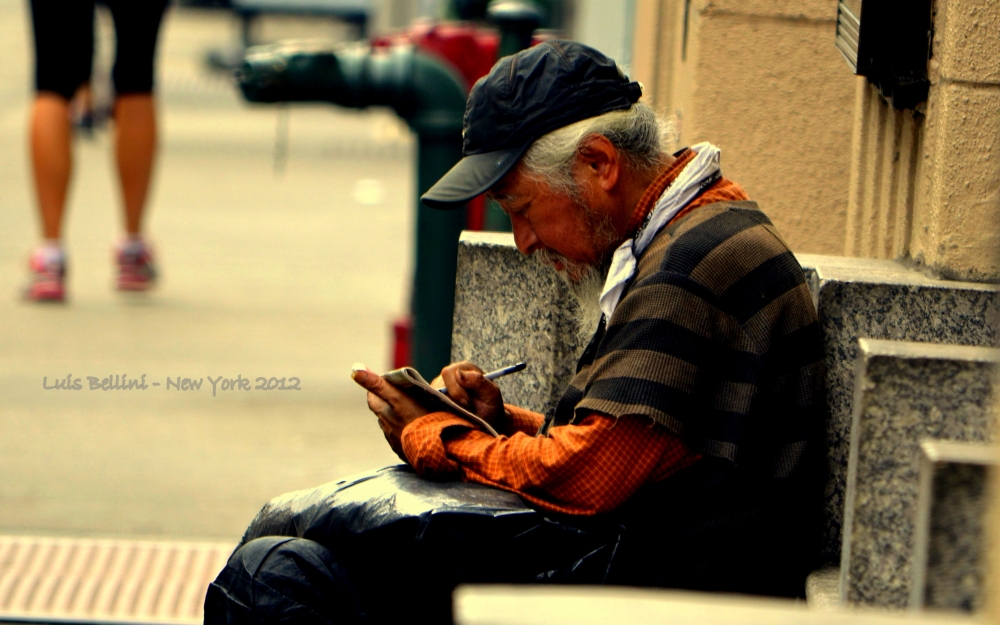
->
xmin=797 ymin=255 xmax=1000 ymax=563
xmin=451 ymin=232 xmax=585 ymax=417
xmin=451 ymin=246 xmax=1000 ymax=579
xmin=805 ymin=566 xmax=841 ymax=610
xmin=840 ymin=340 xmax=999 ymax=608
xmin=912 ymin=441 xmax=999 ymax=612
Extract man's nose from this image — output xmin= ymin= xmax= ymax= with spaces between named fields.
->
xmin=511 ymin=217 xmax=540 ymax=255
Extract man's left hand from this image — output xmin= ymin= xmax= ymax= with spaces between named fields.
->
xmin=351 ymin=365 xmax=431 ymax=462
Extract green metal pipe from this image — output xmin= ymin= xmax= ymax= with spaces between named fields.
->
xmin=488 ymin=1 xmax=543 ymax=58
xmin=413 ymin=136 xmax=465 ymax=374
xmin=239 ymin=44 xmax=468 ymax=377
xmin=480 ymin=1 xmax=544 ymax=232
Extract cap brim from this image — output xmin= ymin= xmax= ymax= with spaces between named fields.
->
xmin=420 ymin=145 xmax=528 ymax=209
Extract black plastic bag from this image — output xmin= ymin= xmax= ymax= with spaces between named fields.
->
xmin=207 ymin=466 xmax=623 ymax=623
xmin=209 ymin=462 xmax=815 ymax=623
xmin=239 ymin=464 xmax=621 ymax=586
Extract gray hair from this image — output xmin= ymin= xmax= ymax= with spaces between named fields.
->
xmin=519 ymin=103 xmax=677 ymax=198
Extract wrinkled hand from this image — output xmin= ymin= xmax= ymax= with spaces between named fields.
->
xmin=431 ymin=361 xmax=506 ymax=431
xmin=352 ymin=364 xmax=432 ymax=462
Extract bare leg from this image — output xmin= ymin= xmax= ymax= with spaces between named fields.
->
xmin=114 ymin=93 xmax=157 ymax=235
xmin=30 ymin=93 xmax=73 ymax=240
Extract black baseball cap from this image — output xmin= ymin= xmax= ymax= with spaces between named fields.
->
xmin=420 ymin=40 xmax=642 ymax=209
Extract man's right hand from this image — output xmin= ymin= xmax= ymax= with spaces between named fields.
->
xmin=432 ymin=361 xmax=507 ymax=432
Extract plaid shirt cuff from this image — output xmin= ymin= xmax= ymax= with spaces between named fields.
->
xmin=401 ymin=412 xmax=471 ymax=479
xmin=503 ymin=404 xmax=545 ymax=435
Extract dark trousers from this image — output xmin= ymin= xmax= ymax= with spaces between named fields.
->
xmin=204 ymin=461 xmax=816 ymax=624
xmin=30 ymin=0 xmax=170 ymax=100
xmin=205 ymin=537 xmax=456 ymax=625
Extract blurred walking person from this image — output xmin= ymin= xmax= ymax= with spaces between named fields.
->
xmin=25 ymin=0 xmax=170 ymax=302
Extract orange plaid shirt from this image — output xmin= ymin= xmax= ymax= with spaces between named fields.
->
xmin=401 ymin=149 xmax=750 ymax=516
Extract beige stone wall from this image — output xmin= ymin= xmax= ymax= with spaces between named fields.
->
xmin=844 ymin=80 xmax=922 ymax=260
xmin=631 ymin=0 xmax=856 ymax=255
xmin=910 ymin=0 xmax=1000 ymax=282
xmin=841 ymin=0 xmax=999 ymax=283
xmin=910 ymin=82 xmax=1000 ymax=282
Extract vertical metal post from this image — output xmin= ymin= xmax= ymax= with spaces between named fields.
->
xmin=411 ymin=135 xmax=466 ymax=376
xmin=482 ymin=1 xmax=544 ymax=233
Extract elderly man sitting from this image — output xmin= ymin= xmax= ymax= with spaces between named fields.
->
xmin=206 ymin=41 xmax=824 ymax=624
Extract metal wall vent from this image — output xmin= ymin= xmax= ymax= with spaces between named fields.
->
xmin=834 ymin=0 xmax=933 ymax=110
xmin=835 ymin=0 xmax=861 ymax=71
xmin=0 ymin=535 xmax=234 ymax=624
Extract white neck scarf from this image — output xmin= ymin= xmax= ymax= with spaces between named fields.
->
xmin=598 ymin=142 xmax=723 ymax=320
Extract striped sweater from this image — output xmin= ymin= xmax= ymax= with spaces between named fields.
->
xmin=550 ymin=200 xmax=824 ymax=481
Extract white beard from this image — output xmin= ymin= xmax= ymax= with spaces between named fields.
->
xmin=533 ymin=249 xmax=608 ymax=344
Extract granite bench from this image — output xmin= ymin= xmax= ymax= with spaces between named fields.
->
xmin=449 ymin=233 xmax=1000 ymax=608
xmin=911 ymin=440 xmax=1000 ymax=612
xmin=838 ymin=340 xmax=999 ymax=608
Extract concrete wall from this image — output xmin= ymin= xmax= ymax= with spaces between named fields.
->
xmin=630 ymin=0 xmax=856 ymax=256
xmin=910 ymin=0 xmax=1000 ymax=282
xmin=842 ymin=0 xmax=1000 ymax=283
xmin=631 ymin=0 xmax=999 ymax=282
xmin=844 ymin=81 xmax=922 ymax=262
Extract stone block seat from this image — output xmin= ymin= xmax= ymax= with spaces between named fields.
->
xmin=838 ymin=340 xmax=998 ymax=608
xmin=451 ymin=232 xmax=1000 ymax=608
xmin=912 ymin=440 xmax=1000 ymax=612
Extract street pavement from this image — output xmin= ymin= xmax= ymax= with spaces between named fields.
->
xmin=0 ymin=3 xmax=412 ymax=540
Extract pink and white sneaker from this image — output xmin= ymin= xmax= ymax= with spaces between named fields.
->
xmin=24 ymin=246 xmax=67 ymax=303
xmin=116 ymin=238 xmax=158 ymax=292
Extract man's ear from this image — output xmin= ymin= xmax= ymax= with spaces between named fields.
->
xmin=575 ymin=135 xmax=620 ymax=191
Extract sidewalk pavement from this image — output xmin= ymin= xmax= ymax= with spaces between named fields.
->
xmin=0 ymin=2 xmax=413 ymax=541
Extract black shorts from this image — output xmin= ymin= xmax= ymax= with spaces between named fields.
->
xmin=30 ymin=0 xmax=170 ymax=100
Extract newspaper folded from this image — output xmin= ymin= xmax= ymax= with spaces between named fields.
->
xmin=382 ymin=367 xmax=499 ymax=436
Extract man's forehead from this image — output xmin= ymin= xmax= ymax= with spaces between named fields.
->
xmin=487 ymin=166 xmax=524 ymax=202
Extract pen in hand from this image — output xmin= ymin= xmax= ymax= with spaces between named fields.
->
xmin=436 ymin=361 xmax=527 ymax=395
